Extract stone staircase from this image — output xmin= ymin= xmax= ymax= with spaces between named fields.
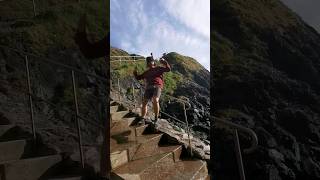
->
xmin=0 ymin=123 xmax=94 ymax=179
xmin=109 ymin=101 xmax=209 ymax=180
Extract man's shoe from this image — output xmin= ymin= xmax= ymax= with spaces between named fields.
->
xmin=136 ymin=117 xmax=146 ymax=125
xmin=145 ymin=117 xmax=153 ymax=124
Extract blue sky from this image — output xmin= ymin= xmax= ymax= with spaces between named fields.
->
xmin=110 ymin=0 xmax=210 ymax=70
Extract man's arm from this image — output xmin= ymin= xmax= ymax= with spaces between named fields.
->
xmin=133 ymin=70 xmax=145 ymax=80
xmin=160 ymin=58 xmax=171 ymax=72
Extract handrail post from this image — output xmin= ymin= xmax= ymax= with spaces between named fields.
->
xmin=32 ymin=0 xmax=37 ymax=17
xmin=214 ymin=117 xmax=258 ymax=153
xmin=25 ymin=55 xmax=36 ymax=141
xmin=234 ymin=129 xmax=246 ymax=180
xmin=117 ymin=78 xmax=121 ymax=101
xmin=71 ymin=70 xmax=85 ymax=169
xmin=139 ymin=85 xmax=143 ymax=108
xmin=132 ymin=83 xmax=135 ymax=110
xmin=183 ymin=102 xmax=192 ymax=156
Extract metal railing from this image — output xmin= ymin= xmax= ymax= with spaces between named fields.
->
xmin=110 ymin=56 xmax=145 ymax=63
xmin=110 ymin=56 xmax=196 ymax=156
xmin=214 ymin=116 xmax=258 ymax=154
xmin=111 ymin=55 xmax=259 ymax=180
xmin=114 ymin=80 xmax=195 ymax=156
xmin=1 ymin=45 xmax=108 ymax=173
xmin=214 ymin=116 xmax=259 ymax=180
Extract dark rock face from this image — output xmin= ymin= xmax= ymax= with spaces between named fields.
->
xmin=213 ymin=0 xmax=320 ymax=179
xmin=0 ymin=45 xmax=108 ymax=155
xmin=111 ymin=48 xmax=211 ymax=141
xmin=172 ymin=80 xmax=210 ymax=140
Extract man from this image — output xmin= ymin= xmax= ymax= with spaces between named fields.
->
xmin=133 ymin=54 xmax=171 ymax=125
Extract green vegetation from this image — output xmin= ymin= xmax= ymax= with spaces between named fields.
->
xmin=163 ymin=71 xmax=183 ymax=95
xmin=110 ymin=48 xmax=201 ymax=95
xmin=165 ymin=52 xmax=203 ymax=72
xmin=0 ymin=0 xmax=107 ymax=55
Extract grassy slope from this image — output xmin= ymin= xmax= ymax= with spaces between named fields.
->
xmin=0 ymin=0 xmax=109 ymax=158
xmin=0 ymin=0 xmax=107 ymax=54
xmin=110 ymin=47 xmax=206 ymax=95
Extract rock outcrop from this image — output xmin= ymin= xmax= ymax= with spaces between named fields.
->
xmin=213 ymin=0 xmax=320 ymax=179
xmin=110 ymin=48 xmax=210 ymax=142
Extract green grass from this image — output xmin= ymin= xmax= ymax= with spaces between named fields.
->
xmin=110 ymin=47 xmax=207 ymax=96
xmin=110 ymin=51 xmax=183 ymax=95
xmin=0 ymin=0 xmax=107 ymax=55
xmin=163 ymin=71 xmax=183 ymax=95
xmin=166 ymin=52 xmax=203 ymax=72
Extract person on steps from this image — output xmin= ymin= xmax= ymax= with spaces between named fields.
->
xmin=133 ymin=54 xmax=171 ymax=125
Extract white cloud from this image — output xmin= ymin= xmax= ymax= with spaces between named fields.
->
xmin=133 ymin=20 xmax=210 ymax=70
xmin=160 ymin=0 xmax=210 ymax=39
xmin=111 ymin=0 xmax=210 ymax=70
xmin=110 ymin=0 xmax=121 ymax=10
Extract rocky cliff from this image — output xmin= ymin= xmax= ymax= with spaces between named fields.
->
xmin=110 ymin=47 xmax=210 ymax=141
xmin=0 ymin=0 xmax=108 ymax=171
xmin=213 ymin=0 xmax=320 ymax=179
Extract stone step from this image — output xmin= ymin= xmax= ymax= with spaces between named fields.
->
xmin=111 ymin=123 xmax=148 ymax=139
xmin=111 ymin=111 xmax=131 ymax=121
xmin=192 ymin=161 xmax=209 ymax=180
xmin=0 ymin=124 xmax=14 ymax=137
xmin=47 ymin=176 xmax=82 ymax=180
xmin=110 ymin=101 xmax=120 ymax=106
xmin=113 ymin=145 xmax=182 ymax=180
xmin=131 ymin=108 xmax=141 ymax=115
xmin=111 ymin=118 xmax=136 ymax=134
xmin=161 ymin=159 xmax=208 ymax=180
xmin=110 ymin=105 xmax=119 ymax=113
xmin=132 ymin=145 xmax=182 ymax=161
xmin=0 ymin=139 xmax=26 ymax=162
xmin=0 ymin=155 xmax=62 ymax=180
xmin=134 ymin=124 xmax=149 ymax=137
xmin=111 ymin=133 xmax=163 ymax=169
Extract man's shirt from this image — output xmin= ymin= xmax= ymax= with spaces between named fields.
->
xmin=135 ymin=66 xmax=171 ymax=89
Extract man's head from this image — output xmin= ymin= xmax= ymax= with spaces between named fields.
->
xmin=146 ymin=56 xmax=156 ymax=68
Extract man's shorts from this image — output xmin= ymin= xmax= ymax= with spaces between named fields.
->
xmin=144 ymin=85 xmax=162 ymax=101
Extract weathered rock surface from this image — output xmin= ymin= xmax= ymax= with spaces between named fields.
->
xmin=213 ymin=0 xmax=320 ymax=179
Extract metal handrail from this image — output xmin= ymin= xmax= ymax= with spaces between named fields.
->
xmin=110 ymin=69 xmax=195 ymax=155
xmin=110 ymin=56 xmax=146 ymax=62
xmin=35 ymin=95 xmax=105 ymax=129
xmin=19 ymin=85 xmax=105 ymax=129
xmin=214 ymin=116 xmax=258 ymax=154
xmin=0 ymin=45 xmax=108 ymax=82
xmin=110 ymin=86 xmax=188 ymax=124
xmin=1 ymin=45 xmax=109 ymax=170
xmin=111 ymin=56 xmax=145 ymax=58
xmin=110 ymin=59 xmax=145 ymax=62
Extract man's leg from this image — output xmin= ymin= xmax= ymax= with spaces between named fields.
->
xmin=152 ymin=97 xmax=160 ymax=120
xmin=141 ymin=98 xmax=148 ymax=118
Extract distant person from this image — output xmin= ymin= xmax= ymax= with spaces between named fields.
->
xmin=133 ymin=54 xmax=171 ymax=125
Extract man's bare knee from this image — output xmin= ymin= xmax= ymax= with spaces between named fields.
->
xmin=142 ymin=99 xmax=148 ymax=106
xmin=152 ymin=97 xmax=159 ymax=103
